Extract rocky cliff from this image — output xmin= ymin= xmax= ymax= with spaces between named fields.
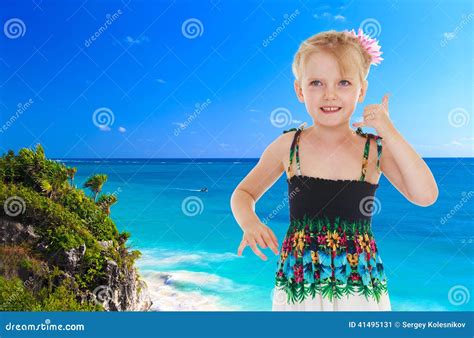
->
xmin=0 ymin=145 xmax=152 ymax=311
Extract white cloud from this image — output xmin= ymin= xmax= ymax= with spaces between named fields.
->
xmin=118 ymin=126 xmax=126 ymax=133
xmin=124 ymin=35 xmax=150 ymax=45
xmin=443 ymin=137 xmax=474 ymax=147
xmin=219 ymin=143 xmax=230 ymax=149
xmin=314 ymin=12 xmax=346 ymax=21
xmin=416 ymin=136 xmax=474 ymax=149
xmin=155 ymin=78 xmax=166 ymax=84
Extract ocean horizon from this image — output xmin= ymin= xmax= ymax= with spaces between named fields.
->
xmin=54 ymin=157 xmax=474 ymax=311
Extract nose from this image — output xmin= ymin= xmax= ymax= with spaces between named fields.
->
xmin=323 ymin=86 xmax=337 ymax=100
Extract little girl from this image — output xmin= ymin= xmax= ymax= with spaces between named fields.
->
xmin=230 ymin=29 xmax=439 ymax=311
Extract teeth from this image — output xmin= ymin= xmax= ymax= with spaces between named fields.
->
xmin=321 ymin=107 xmax=341 ymax=112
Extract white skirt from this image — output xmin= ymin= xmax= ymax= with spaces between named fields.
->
xmin=272 ymin=287 xmax=392 ymax=311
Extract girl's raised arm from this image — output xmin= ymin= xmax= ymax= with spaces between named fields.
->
xmin=354 ymin=94 xmax=439 ymax=206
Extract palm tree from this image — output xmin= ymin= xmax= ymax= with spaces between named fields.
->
xmin=23 ymin=144 xmax=47 ymax=191
xmin=96 ymin=193 xmax=118 ymax=215
xmin=48 ymin=163 xmax=69 ymax=200
xmin=66 ymin=167 xmax=77 ymax=187
xmin=35 ymin=144 xmax=45 ymax=160
xmin=83 ymin=174 xmax=108 ymax=201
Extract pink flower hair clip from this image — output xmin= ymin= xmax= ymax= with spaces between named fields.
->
xmin=345 ymin=28 xmax=384 ymax=66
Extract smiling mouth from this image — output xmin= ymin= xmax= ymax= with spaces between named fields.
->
xmin=320 ymin=106 xmax=342 ymax=113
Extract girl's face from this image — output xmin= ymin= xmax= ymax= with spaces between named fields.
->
xmin=294 ymin=50 xmax=367 ymax=127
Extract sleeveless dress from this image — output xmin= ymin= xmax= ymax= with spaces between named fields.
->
xmin=271 ymin=123 xmax=392 ymax=311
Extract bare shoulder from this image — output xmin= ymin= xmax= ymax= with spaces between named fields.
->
xmin=234 ymin=130 xmax=295 ymax=202
xmin=266 ymin=129 xmax=295 ymax=154
xmin=256 ymin=130 xmax=293 ymax=172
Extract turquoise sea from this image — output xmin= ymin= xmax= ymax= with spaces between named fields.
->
xmin=58 ymin=158 xmax=474 ymax=311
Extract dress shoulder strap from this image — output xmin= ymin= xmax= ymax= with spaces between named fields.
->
xmin=355 ymin=127 xmax=383 ymax=181
xmin=283 ymin=122 xmax=306 ymax=178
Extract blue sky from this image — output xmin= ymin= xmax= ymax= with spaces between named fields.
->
xmin=0 ymin=0 xmax=472 ymax=158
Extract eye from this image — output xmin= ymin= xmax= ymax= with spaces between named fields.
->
xmin=310 ymin=80 xmax=322 ymax=86
xmin=339 ymin=80 xmax=351 ymax=86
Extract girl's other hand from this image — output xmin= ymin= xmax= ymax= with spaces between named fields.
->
xmin=237 ymin=222 xmax=279 ymax=261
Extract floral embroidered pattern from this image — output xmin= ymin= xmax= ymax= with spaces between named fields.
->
xmin=275 ymin=215 xmax=388 ymax=304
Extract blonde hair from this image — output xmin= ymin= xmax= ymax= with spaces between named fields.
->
xmin=292 ymin=30 xmax=372 ymax=84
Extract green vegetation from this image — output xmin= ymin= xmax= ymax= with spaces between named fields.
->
xmin=0 ymin=145 xmax=142 ymax=311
